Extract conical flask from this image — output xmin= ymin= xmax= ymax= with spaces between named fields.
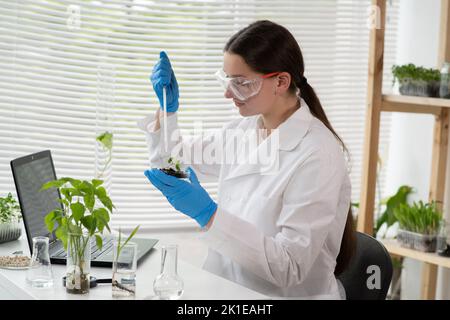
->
xmin=153 ymin=244 xmax=184 ymax=300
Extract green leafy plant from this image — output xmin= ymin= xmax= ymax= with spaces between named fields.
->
xmin=42 ymin=177 xmax=114 ymax=250
xmin=42 ymin=177 xmax=114 ymax=293
xmin=392 ymin=64 xmax=441 ymax=85
xmin=96 ymin=132 xmax=113 ymax=179
xmin=375 ymin=185 xmax=414 ymax=235
xmin=394 ymin=200 xmax=443 ymax=235
xmin=0 ymin=193 xmax=21 ymax=224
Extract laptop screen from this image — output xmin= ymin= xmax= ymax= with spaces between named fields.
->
xmin=11 ymin=150 xmax=62 ymax=248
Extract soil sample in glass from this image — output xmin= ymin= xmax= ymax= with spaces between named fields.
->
xmin=160 ymin=157 xmax=188 ymax=179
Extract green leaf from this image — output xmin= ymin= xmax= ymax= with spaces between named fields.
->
xmin=55 ymin=226 xmax=68 ymax=250
xmin=115 ymin=225 xmax=140 ymax=263
xmin=83 ymin=194 xmax=95 ymax=212
xmin=95 ymin=186 xmax=107 ymax=198
xmin=95 ymin=187 xmax=114 ymax=212
xmin=40 ymin=179 xmax=65 ymax=191
xmin=70 ymin=202 xmax=85 ymax=222
xmin=60 ymin=188 xmax=73 ymax=204
xmin=44 ymin=210 xmax=57 ymax=232
xmin=92 ymin=208 xmax=110 ymax=233
xmin=95 ymin=234 xmax=103 ymax=250
xmin=81 ymin=216 xmax=96 ymax=235
xmin=96 ymin=132 xmax=113 ymax=151
xmin=92 ymin=179 xmax=103 ymax=188
xmin=122 ymin=225 xmax=140 ymax=248
xmin=79 ymin=180 xmax=94 ymax=194
xmin=66 ymin=178 xmax=81 ymax=189
xmin=67 ymin=187 xmax=82 ymax=197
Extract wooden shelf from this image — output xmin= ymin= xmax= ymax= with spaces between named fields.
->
xmin=358 ymin=0 xmax=450 ymax=299
xmin=382 ymin=240 xmax=450 ymax=268
xmin=381 ymin=95 xmax=450 ymax=115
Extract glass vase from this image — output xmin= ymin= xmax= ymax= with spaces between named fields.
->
xmin=112 ymin=241 xmax=137 ymax=298
xmin=27 ymin=236 xmax=54 ymax=288
xmin=66 ymin=232 xmax=91 ymax=294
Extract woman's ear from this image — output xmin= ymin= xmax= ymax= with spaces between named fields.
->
xmin=274 ymin=72 xmax=291 ymax=95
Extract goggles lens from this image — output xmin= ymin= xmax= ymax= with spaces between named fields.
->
xmin=215 ymin=70 xmax=264 ymax=101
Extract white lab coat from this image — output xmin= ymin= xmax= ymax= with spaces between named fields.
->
xmin=138 ymin=100 xmax=351 ymax=299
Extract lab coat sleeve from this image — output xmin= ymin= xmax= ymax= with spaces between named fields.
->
xmin=201 ymin=147 xmax=346 ymax=288
xmin=137 ymin=112 xmax=224 ymax=181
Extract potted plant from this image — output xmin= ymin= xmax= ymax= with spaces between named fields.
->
xmin=392 ymin=63 xmax=441 ymax=97
xmin=374 ymin=185 xmax=414 ymax=238
xmin=160 ymin=157 xmax=188 ymax=179
xmin=42 ymin=177 xmax=114 ymax=294
xmin=0 ymin=193 xmax=22 ymax=244
xmin=394 ymin=200 xmax=443 ymax=252
xmin=372 ymin=185 xmax=413 ymax=300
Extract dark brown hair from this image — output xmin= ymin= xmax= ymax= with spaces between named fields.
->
xmin=225 ymin=20 xmax=355 ymax=276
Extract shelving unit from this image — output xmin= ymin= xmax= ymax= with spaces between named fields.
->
xmin=357 ymin=0 xmax=450 ymax=299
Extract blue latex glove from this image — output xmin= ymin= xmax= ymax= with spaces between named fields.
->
xmin=150 ymin=51 xmax=179 ymax=112
xmin=144 ymin=167 xmax=217 ymax=227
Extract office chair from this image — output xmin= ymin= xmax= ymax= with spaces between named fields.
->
xmin=337 ymin=231 xmax=393 ymax=300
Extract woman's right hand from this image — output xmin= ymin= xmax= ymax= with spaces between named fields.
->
xmin=150 ymin=51 xmax=179 ymax=112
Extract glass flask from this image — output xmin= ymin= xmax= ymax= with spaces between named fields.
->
xmin=153 ymin=244 xmax=184 ymax=300
xmin=112 ymin=241 xmax=137 ymax=298
xmin=26 ymin=236 xmax=54 ymax=288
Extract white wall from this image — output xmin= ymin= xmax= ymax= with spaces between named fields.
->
xmin=385 ymin=0 xmax=450 ymax=299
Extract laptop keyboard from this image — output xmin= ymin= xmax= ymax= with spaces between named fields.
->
xmin=50 ymin=236 xmax=114 ymax=260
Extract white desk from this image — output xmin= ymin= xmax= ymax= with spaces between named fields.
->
xmin=0 ymin=234 xmax=268 ymax=300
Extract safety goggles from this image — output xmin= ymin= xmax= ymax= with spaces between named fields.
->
xmin=214 ymin=69 xmax=280 ymax=101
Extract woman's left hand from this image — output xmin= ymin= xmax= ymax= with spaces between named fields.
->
xmin=144 ymin=167 xmax=217 ymax=227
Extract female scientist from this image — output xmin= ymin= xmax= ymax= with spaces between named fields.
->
xmin=139 ymin=20 xmax=355 ymax=299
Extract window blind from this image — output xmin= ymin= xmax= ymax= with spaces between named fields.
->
xmin=0 ymin=0 xmax=399 ymax=231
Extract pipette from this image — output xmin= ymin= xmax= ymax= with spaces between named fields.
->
xmin=163 ymin=86 xmax=168 ymax=152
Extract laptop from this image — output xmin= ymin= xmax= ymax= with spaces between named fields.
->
xmin=10 ymin=150 xmax=158 ymax=267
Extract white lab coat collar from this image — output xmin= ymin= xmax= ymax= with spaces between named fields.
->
xmin=224 ymin=100 xmax=313 ymax=181
xmin=272 ymin=99 xmax=313 ymax=151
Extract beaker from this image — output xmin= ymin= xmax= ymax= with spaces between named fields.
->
xmin=27 ymin=236 xmax=54 ymax=288
xmin=153 ymin=244 xmax=184 ymax=300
